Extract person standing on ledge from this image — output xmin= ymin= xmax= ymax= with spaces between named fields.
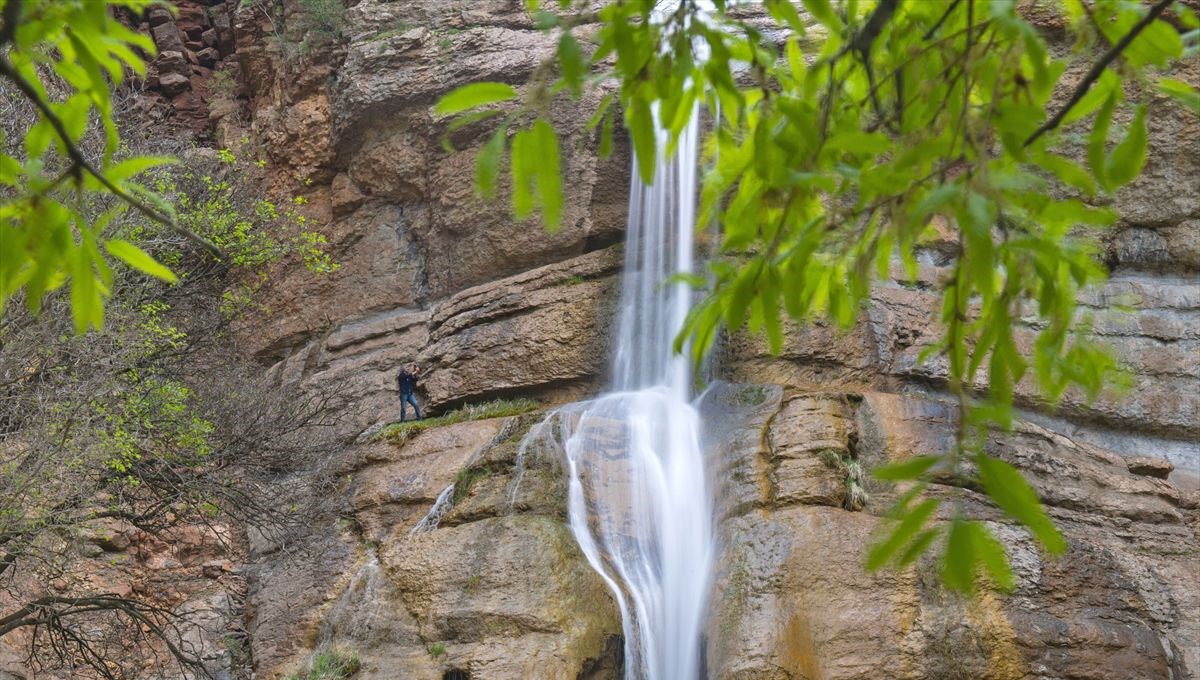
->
xmin=397 ymin=362 xmax=423 ymax=422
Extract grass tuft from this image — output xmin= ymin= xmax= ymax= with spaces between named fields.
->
xmin=453 ymin=465 xmax=493 ymax=503
xmin=375 ymin=398 xmax=540 ymax=446
xmin=286 ymin=648 xmax=360 ymax=680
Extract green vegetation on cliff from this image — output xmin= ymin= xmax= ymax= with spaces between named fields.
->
xmin=376 ymin=397 xmax=541 ymax=446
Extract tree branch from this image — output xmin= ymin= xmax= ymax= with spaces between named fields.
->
xmin=0 ymin=0 xmax=21 ymax=48
xmin=848 ymin=0 xmax=899 ymax=56
xmin=1024 ymin=0 xmax=1174 ymax=147
xmin=922 ymin=0 xmax=964 ymax=41
xmin=0 ymin=51 xmax=225 ymax=259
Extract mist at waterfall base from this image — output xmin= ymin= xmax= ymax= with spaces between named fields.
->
xmin=519 ymin=111 xmax=711 ymax=680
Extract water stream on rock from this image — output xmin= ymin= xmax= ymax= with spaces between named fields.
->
xmin=520 ymin=109 xmax=709 ymax=679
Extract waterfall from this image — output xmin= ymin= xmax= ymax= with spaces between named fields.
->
xmin=521 ymin=108 xmax=709 ymax=679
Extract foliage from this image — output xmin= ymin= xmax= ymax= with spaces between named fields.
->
xmin=453 ymin=464 xmax=495 ymax=503
xmin=428 ymin=642 xmax=447 ymax=659
xmin=287 ymin=648 xmax=362 ymax=680
xmin=294 ymin=0 xmax=349 ymax=53
xmin=436 ymin=0 xmax=1199 ymax=594
xmin=210 ymin=67 xmax=238 ymax=100
xmin=0 ymin=5 xmax=340 ymax=670
xmin=0 ymin=0 xmax=225 ymax=332
xmin=147 ymin=148 xmax=340 ymax=318
xmin=376 ymin=398 xmax=542 ymax=446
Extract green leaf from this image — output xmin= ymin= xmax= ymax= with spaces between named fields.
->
xmin=69 ymin=244 xmax=104 ymax=334
xmin=1087 ymin=92 xmax=1117 ymax=190
xmin=627 ymin=97 xmax=657 ymax=184
xmin=873 ymin=455 xmax=941 ymax=481
xmin=897 ymin=528 xmax=941 ymax=567
xmin=800 ymin=0 xmax=843 ymax=33
xmin=976 ymin=453 xmax=1067 ymax=555
xmin=866 ymin=498 xmax=940 ymax=570
xmin=475 ymin=126 xmax=506 ymax=199
xmin=434 ymin=82 xmax=517 ymax=116
xmin=510 ymin=129 xmax=535 ymax=219
xmin=1104 ymin=105 xmax=1147 ymax=189
xmin=786 ymin=37 xmax=806 ymax=83
xmin=531 ymin=119 xmax=564 ymax=231
xmin=970 ymin=522 xmax=1016 ymax=591
xmin=1061 ymin=70 xmax=1119 ymax=126
xmin=105 ymin=156 xmax=175 ymax=183
xmin=1158 ymin=78 xmax=1200 ymax=115
xmin=941 ymin=517 xmax=976 ymax=593
xmin=557 ymin=33 xmax=586 ymax=95
xmin=1033 ymin=152 xmax=1096 ymax=196
xmin=767 ymin=0 xmax=807 ymax=33
xmin=599 ymin=108 xmax=615 ymax=158
xmin=104 ymin=239 xmax=179 ymax=283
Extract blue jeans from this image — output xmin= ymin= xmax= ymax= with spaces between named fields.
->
xmin=399 ymin=391 xmax=421 ymax=421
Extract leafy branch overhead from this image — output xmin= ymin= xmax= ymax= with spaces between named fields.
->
xmin=0 ymin=0 xmax=223 ymax=333
xmin=436 ymin=0 xmax=1200 ymax=594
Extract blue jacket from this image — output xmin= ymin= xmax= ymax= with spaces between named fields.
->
xmin=397 ymin=370 xmax=418 ymax=394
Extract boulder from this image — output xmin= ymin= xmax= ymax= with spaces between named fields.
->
xmin=196 ymin=47 xmax=219 ymax=68
xmin=158 ymin=72 xmax=191 ymax=96
xmin=151 ymin=22 xmax=185 ymax=54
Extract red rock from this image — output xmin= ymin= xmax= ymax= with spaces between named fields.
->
xmin=151 ymin=22 xmax=184 ymax=54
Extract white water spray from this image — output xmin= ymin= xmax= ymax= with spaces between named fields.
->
xmin=521 ymin=108 xmax=709 ymax=679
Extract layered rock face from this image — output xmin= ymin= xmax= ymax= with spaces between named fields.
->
xmin=702 ymin=385 xmax=1199 ymax=680
xmin=226 ymin=0 xmax=630 ymax=366
xmin=172 ymin=1 xmax=1200 ymax=679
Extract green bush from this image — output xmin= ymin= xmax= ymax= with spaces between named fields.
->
xmin=287 ymin=648 xmax=360 ymax=680
xmin=296 ymin=0 xmax=348 ymax=46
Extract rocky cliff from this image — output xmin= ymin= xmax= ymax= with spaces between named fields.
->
xmin=65 ymin=1 xmax=1200 ymax=678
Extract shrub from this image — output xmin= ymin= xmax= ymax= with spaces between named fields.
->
xmin=296 ymin=0 xmax=348 ymax=49
xmin=287 ymin=648 xmax=361 ymax=680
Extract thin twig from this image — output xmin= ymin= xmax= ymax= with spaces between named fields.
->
xmin=922 ymin=0 xmax=964 ymax=41
xmin=1024 ymin=0 xmax=1174 ymax=146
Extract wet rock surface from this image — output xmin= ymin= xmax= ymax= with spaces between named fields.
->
xmin=247 ymin=412 xmax=623 ymax=679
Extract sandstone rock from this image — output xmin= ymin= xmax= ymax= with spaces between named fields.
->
xmin=350 ymin=418 xmax=503 ymax=542
xmin=419 ymin=246 xmax=623 ymax=409
xmin=212 ymin=11 xmax=235 ymax=55
xmin=705 ymin=388 xmax=1200 ymax=679
xmin=1127 ymin=455 xmax=1175 ymax=479
xmin=171 ymin=4 xmax=1200 ymax=679
xmin=768 ymin=396 xmax=854 ymax=508
xmin=239 ymin=203 xmax=428 ymax=361
xmin=196 ymin=46 xmax=219 ymax=67
xmin=381 ymin=515 xmax=620 ymax=679
xmin=330 ymin=172 xmax=366 ymax=216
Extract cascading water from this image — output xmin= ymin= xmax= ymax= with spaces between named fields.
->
xmin=520 ymin=108 xmax=710 ymax=679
